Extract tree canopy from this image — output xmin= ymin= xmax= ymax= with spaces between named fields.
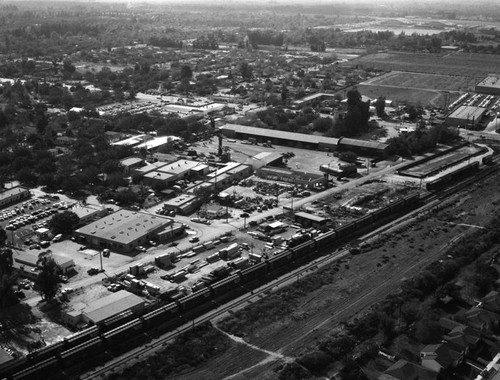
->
xmin=49 ymin=210 xmax=80 ymax=235
xmin=35 ymin=255 xmax=60 ymax=301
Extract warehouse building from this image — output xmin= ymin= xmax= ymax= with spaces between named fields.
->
xmin=220 ymin=124 xmax=339 ymax=151
xmin=446 ymin=105 xmax=487 ymax=127
xmin=74 ymin=210 xmax=173 ymax=253
xmin=337 ymin=137 xmax=390 ymax=157
xmin=294 ymin=212 xmax=329 ymax=231
xmin=256 ymin=167 xmax=324 ymax=189
xmin=62 ymin=290 xmax=145 ymax=327
xmin=475 ymin=75 xmax=500 ymax=95
xmin=70 ymin=204 xmax=108 ymax=226
xmin=162 ymin=194 xmax=201 ymax=215
xmin=246 ymin=152 xmax=283 ymax=170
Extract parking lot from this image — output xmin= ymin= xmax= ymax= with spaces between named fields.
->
xmin=0 ymin=196 xmax=73 ymax=248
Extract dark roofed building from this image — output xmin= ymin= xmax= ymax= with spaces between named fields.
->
xmin=337 ymin=137 xmax=390 ymax=157
xmin=379 ymin=359 xmax=437 ymax=380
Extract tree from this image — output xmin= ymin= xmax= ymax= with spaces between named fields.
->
xmin=375 ymin=96 xmax=386 ymax=117
xmin=35 ymin=255 xmax=60 ymax=301
xmin=240 ymin=61 xmax=253 ymax=81
xmin=0 ymin=248 xmax=17 ymax=309
xmin=49 ymin=211 xmax=79 ymax=235
xmin=0 ymin=227 xmax=6 ymax=247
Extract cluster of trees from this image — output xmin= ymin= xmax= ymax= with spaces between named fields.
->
xmin=255 ymin=106 xmax=317 ymax=135
xmin=192 ymin=36 xmax=218 ymax=50
xmin=387 ymin=123 xmax=459 ymax=157
xmin=148 ymin=36 xmax=183 ymax=49
xmin=247 ymin=29 xmax=285 ymax=47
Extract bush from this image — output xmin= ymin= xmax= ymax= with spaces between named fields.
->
xmin=297 ymin=350 xmax=332 ymax=375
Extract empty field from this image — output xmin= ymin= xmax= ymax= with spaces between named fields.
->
xmin=353 ymin=51 xmax=500 ymax=78
xmin=366 ymin=71 xmax=468 ymax=91
xmin=356 ymin=84 xmax=456 ymax=108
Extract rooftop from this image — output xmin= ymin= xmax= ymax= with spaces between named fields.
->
xmin=75 ymin=210 xmax=172 ymax=245
xmin=221 ymin=123 xmax=340 ymax=146
xmin=84 ymin=290 xmax=144 ymax=324
xmin=157 ymin=159 xmax=201 ymax=175
xmin=448 ymin=105 xmax=487 ymax=121
xmin=0 ymin=186 xmax=29 ymax=201
xmin=477 ymin=75 xmax=500 ymax=89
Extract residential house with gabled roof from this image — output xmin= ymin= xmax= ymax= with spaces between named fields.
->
xmin=420 ymin=342 xmax=465 ymax=373
xmin=379 ymin=359 xmax=437 ymax=380
xmin=482 ymin=291 xmax=500 ymax=314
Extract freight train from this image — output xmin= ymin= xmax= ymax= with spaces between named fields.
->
xmin=1 ymin=192 xmax=420 ymax=380
xmin=426 ymin=161 xmax=479 ymax=191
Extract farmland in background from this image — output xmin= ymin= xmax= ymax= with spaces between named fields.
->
xmin=352 ymin=51 xmax=500 ymax=78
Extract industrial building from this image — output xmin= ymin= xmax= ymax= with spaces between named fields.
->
xmin=256 ymin=167 xmax=324 ymax=189
xmin=294 ymin=212 xmax=329 ymax=231
xmin=62 ymin=290 xmax=145 ymax=327
xmin=0 ymin=187 xmax=30 ymax=209
xmin=220 ymin=124 xmax=389 ymax=156
xmin=446 ymin=105 xmax=487 ymax=127
xmin=475 ymin=75 xmax=500 ymax=95
xmin=70 ymin=204 xmax=108 ymax=226
xmin=162 ymin=194 xmax=201 ymax=215
xmin=74 ymin=210 xmax=173 ymax=253
xmin=246 ymin=152 xmax=283 ymax=170
xmin=337 ymin=137 xmax=390 ymax=157
xmin=220 ymin=124 xmax=340 ymax=151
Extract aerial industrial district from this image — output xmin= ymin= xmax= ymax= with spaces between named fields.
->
xmin=2 ymin=8 xmax=500 ymax=380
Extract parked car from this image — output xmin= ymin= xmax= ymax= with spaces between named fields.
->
xmin=188 ymin=236 xmax=200 ymax=243
xmin=136 ymin=246 xmax=146 ymax=252
xmin=87 ymin=267 xmax=99 ymax=275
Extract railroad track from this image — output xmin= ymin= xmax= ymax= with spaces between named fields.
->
xmin=26 ymin=158 xmax=498 ymax=379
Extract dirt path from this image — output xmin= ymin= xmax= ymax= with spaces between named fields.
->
xmin=213 ymin=326 xmax=294 ymax=380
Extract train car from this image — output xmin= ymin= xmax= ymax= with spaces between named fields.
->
xmin=177 ymin=287 xmax=212 ymax=312
xmin=240 ymin=262 xmax=269 ymax=282
xmin=11 ymin=357 xmax=59 ymax=380
xmin=335 ymin=221 xmax=356 ymax=241
xmin=99 ymin=310 xmax=135 ymax=333
xmin=58 ymin=336 xmax=104 ymax=368
xmin=290 ymin=240 xmax=317 ymax=264
xmin=482 ymin=154 xmax=493 ymax=165
xmin=102 ymin=318 xmax=143 ymax=348
xmin=266 ymin=250 xmax=294 ymax=271
xmin=387 ymin=199 xmax=405 ymax=213
xmin=209 ymin=273 xmax=242 ymax=297
xmin=0 ymin=357 xmax=28 ymax=380
xmin=26 ymin=341 xmax=65 ymax=362
xmin=426 ymin=162 xmax=479 ymax=191
xmin=141 ymin=302 xmax=179 ymax=330
xmin=62 ymin=325 xmax=100 ymax=348
xmin=353 ymin=213 xmax=374 ymax=230
xmin=210 ymin=274 xmax=247 ymax=303
xmin=403 ymin=192 xmax=420 ymax=206
xmin=369 ymin=206 xmax=391 ymax=221
xmin=314 ymin=230 xmax=337 ymax=250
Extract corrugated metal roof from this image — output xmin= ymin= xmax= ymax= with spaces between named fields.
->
xmin=338 ymin=137 xmax=389 ymax=151
xmin=221 ymin=124 xmax=340 ymax=145
xmin=84 ymin=290 xmax=144 ymax=324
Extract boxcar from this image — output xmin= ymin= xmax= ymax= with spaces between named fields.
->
xmin=240 ymin=262 xmax=269 ymax=282
xmin=58 ymin=336 xmax=104 ymax=368
xmin=11 ymin=357 xmax=59 ymax=380
xmin=102 ymin=319 xmax=143 ymax=348
xmin=335 ymin=222 xmax=356 ymax=240
xmin=315 ymin=230 xmax=336 ymax=250
xmin=177 ymin=287 xmax=212 ymax=312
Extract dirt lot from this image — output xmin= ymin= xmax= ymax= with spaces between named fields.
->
xmin=168 ymin=166 xmax=500 ymax=379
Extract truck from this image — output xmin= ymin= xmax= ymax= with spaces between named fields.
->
xmin=219 ymin=243 xmax=240 ymax=260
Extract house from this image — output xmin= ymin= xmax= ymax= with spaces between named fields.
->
xmin=460 ymin=306 xmax=500 ymax=333
xmin=420 ymin=342 xmax=464 ymax=373
xmin=482 ymin=291 xmax=500 ymax=314
xmin=379 ymin=359 xmax=437 ymax=380
xmin=204 ymin=204 xmax=226 ymax=219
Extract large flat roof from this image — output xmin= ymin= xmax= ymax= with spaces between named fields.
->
xmin=164 ymin=194 xmax=198 ymax=207
xmin=157 ymin=159 xmax=201 ymax=175
xmin=144 ymin=171 xmax=174 ymax=181
xmin=0 ymin=186 xmax=29 ymax=201
xmin=477 ymin=75 xmax=500 ymax=90
xmin=75 ymin=210 xmax=171 ymax=245
xmin=221 ymin=123 xmax=340 ymax=146
xmin=84 ymin=290 xmax=144 ymax=324
xmin=338 ymin=137 xmax=389 ymax=151
xmin=448 ymin=105 xmax=486 ymax=120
